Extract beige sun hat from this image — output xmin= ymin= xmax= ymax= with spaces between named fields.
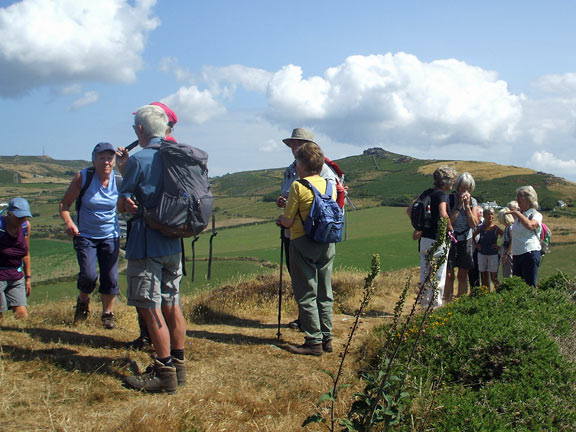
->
xmin=282 ymin=128 xmax=316 ymax=146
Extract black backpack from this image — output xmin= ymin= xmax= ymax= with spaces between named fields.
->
xmin=410 ymin=189 xmax=433 ymax=231
xmin=144 ymin=139 xmax=214 ymax=238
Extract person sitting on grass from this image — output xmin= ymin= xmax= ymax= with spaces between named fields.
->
xmin=0 ymin=198 xmax=32 ymax=320
xmin=276 ymin=142 xmax=337 ymax=356
xmin=473 ymin=206 xmax=503 ymax=291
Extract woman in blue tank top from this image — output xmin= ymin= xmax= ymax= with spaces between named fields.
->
xmin=59 ymin=143 xmax=120 ymax=329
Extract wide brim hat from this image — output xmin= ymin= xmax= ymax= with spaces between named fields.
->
xmin=282 ymin=128 xmax=316 ymax=146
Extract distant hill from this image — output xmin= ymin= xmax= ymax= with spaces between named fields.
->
xmin=0 ymin=155 xmax=89 ymax=184
xmin=1 ymin=149 xmax=574 ymax=210
xmin=210 ymin=147 xmax=576 ymax=210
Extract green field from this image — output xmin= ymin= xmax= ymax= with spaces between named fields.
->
xmin=29 ymin=206 xmax=574 ymax=306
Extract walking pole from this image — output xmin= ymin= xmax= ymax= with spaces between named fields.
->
xmin=190 ymin=235 xmax=199 ymax=282
xmin=207 ymin=214 xmax=218 ymax=280
xmin=277 ymin=227 xmax=284 ymax=340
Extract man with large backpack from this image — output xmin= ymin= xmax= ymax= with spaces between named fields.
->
xmin=276 ymin=128 xmax=341 ymax=331
xmin=118 ymin=104 xmax=188 ymax=393
xmin=117 ymin=101 xmax=179 ymax=350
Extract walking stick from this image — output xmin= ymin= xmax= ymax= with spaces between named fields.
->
xmin=190 ymin=235 xmax=199 ymax=282
xmin=207 ymin=214 xmax=218 ymax=280
xmin=277 ymin=228 xmax=284 ymax=340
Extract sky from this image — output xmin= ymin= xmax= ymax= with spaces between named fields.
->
xmin=1 ymin=0 xmax=576 ymax=182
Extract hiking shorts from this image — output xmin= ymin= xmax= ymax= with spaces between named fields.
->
xmin=0 ymin=277 xmax=27 ymax=312
xmin=126 ymin=254 xmax=182 ymax=309
xmin=447 ymin=238 xmax=475 ymax=270
xmin=478 ymin=253 xmax=499 ymax=273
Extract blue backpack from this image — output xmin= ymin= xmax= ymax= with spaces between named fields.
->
xmin=297 ymin=179 xmax=343 ymax=243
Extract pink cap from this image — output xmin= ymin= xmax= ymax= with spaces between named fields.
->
xmin=133 ymin=102 xmax=178 ymax=127
xmin=150 ymin=102 xmax=178 ymax=127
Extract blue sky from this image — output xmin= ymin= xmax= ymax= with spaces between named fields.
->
xmin=2 ymin=0 xmax=576 ymax=182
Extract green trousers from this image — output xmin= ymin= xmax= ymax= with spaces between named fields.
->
xmin=289 ymin=236 xmax=336 ymax=344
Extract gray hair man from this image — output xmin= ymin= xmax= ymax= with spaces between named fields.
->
xmin=118 ymin=104 xmax=187 ymax=393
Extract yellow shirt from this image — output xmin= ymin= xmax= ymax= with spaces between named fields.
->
xmin=284 ymin=175 xmax=337 ymax=240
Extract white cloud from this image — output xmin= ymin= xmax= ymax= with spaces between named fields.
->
xmin=161 ymin=86 xmax=226 ymax=125
xmin=59 ymin=84 xmax=83 ymax=96
xmin=160 ymin=56 xmax=196 ymax=82
xmin=265 ymin=54 xmax=523 ymax=147
xmin=258 ymin=138 xmax=282 ymax=153
xmin=532 ymin=72 xmax=576 ymax=95
xmin=203 ymin=64 xmax=273 ymax=95
xmin=199 ymin=53 xmax=523 ymax=150
xmin=527 ymin=151 xmax=576 ymax=176
xmin=0 ymin=0 xmax=160 ymax=97
xmin=70 ymin=91 xmax=99 ymax=110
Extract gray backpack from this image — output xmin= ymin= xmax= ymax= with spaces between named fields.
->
xmin=144 ymin=139 xmax=214 ymax=238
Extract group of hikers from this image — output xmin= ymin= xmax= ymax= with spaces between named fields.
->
xmin=0 ymin=101 xmax=548 ymax=394
xmin=409 ymin=165 xmax=546 ymax=309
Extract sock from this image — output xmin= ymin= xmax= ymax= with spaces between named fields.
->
xmin=170 ymin=349 xmax=184 ymax=361
xmin=156 ymin=356 xmax=173 ymax=367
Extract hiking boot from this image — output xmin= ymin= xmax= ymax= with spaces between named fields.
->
xmin=288 ymin=318 xmax=303 ymax=331
xmin=101 ymin=312 xmax=115 ymax=329
xmin=287 ymin=343 xmax=322 ymax=356
xmin=124 ymin=359 xmax=177 ymax=393
xmin=74 ymin=298 xmax=90 ymax=322
xmin=145 ymin=355 xmax=186 ymax=386
xmin=172 ymin=357 xmax=187 ymax=386
xmin=322 ymin=339 xmax=333 ymax=353
xmin=127 ymin=336 xmax=152 ymax=350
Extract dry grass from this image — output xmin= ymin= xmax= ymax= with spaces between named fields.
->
xmin=417 ymin=161 xmax=536 ymax=180
xmin=545 ymin=217 xmax=576 ymax=244
xmin=0 ymin=267 xmax=418 ymax=432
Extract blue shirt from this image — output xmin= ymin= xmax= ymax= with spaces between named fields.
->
xmin=77 ymin=168 xmax=119 ymax=239
xmin=119 ymin=137 xmax=181 ymax=259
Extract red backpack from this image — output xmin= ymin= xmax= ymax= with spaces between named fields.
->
xmin=324 ymin=157 xmax=346 ymax=208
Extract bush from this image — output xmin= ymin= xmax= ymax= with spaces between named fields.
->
xmin=262 ymin=192 xmax=279 ymax=203
xmin=369 ymin=272 xmax=576 ymax=431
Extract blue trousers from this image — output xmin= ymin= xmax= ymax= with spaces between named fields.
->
xmin=512 ymin=250 xmax=541 ymax=287
xmin=74 ymin=236 xmax=120 ymax=295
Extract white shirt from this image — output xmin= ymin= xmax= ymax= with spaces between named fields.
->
xmin=510 ymin=208 xmax=542 ymax=255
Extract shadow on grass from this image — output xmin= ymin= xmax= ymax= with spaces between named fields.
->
xmin=0 ymin=326 xmax=127 ymax=349
xmin=0 ymin=345 xmax=138 ymax=379
xmin=187 ymin=329 xmax=280 ymax=346
xmin=189 ymin=307 xmax=279 ymax=329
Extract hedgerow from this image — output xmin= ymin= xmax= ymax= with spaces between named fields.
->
xmin=386 ymin=274 xmax=576 ymax=431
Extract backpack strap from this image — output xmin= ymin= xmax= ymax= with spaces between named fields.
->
xmin=75 ymin=167 xmax=95 ymax=228
xmin=448 ymin=192 xmax=456 ymax=212
xmin=296 ymin=178 xmax=325 ymax=225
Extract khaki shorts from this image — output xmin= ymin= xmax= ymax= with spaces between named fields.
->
xmin=126 ymin=254 xmax=182 ymax=309
xmin=478 ymin=253 xmax=499 ymax=273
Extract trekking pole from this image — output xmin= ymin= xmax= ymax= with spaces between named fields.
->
xmin=277 ymin=228 xmax=284 ymax=340
xmin=190 ymin=235 xmax=199 ymax=282
xmin=207 ymin=214 xmax=218 ymax=280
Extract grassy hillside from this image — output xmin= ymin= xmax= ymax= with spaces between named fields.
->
xmin=2 ymin=148 xmax=575 ymax=224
